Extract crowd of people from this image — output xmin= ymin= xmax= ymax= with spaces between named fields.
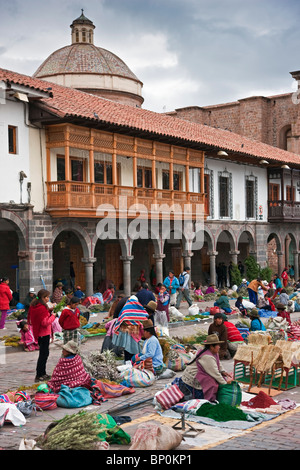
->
xmin=0 ymin=261 xmax=299 ymax=404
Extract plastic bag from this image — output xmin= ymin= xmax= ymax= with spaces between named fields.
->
xmin=155 ymin=310 xmax=169 ymax=327
xmin=169 ymin=306 xmax=184 ymax=319
xmin=0 ymin=403 xmax=26 ymax=426
xmin=188 ymin=304 xmax=199 ymax=316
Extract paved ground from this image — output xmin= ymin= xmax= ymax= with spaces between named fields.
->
xmin=1 ymin=298 xmax=300 ymax=452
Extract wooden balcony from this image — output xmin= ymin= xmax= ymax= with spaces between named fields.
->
xmin=46 ymin=181 xmax=206 ymax=219
xmin=268 ymin=200 xmax=300 ymax=223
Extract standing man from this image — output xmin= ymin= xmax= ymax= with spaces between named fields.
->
xmin=70 ymin=261 xmax=76 ymax=291
xmin=176 ymin=267 xmax=193 ymax=309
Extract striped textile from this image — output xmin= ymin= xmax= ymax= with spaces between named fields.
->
xmin=34 ymin=392 xmax=60 ymax=410
xmin=113 ymin=297 xmax=149 ymax=336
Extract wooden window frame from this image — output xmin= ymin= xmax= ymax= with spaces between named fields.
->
xmin=269 ymin=183 xmax=280 ymax=205
xmin=286 ymin=185 xmax=295 ymax=202
xmin=57 ymin=155 xmax=87 ymax=182
xmin=8 ymin=125 xmax=17 ymax=154
xmin=161 ymin=169 xmax=182 ymax=190
xmin=94 ymin=160 xmax=120 ymax=185
xmin=137 ymin=166 xmax=152 ymax=188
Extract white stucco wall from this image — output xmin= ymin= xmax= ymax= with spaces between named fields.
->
xmin=0 ymin=98 xmax=30 ymax=204
xmin=204 ymin=158 xmax=268 ymax=222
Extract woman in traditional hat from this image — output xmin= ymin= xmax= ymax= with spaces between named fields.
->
xmin=131 ymin=319 xmax=165 ymax=375
xmin=178 ymin=334 xmax=232 ymax=402
xmin=47 ymin=340 xmax=91 ymax=393
xmin=144 ymin=300 xmax=157 ymax=326
xmin=276 ymin=302 xmax=291 ymax=326
xmin=249 ymin=308 xmax=266 ymax=331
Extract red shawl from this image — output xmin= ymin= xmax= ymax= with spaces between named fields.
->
xmin=47 ymin=355 xmax=91 ymax=393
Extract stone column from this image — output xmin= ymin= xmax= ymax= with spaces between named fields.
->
xmin=81 ymin=257 xmax=96 ymax=297
xmin=293 ymin=251 xmax=300 ymax=280
xmin=276 ymin=251 xmax=284 ymax=276
xmin=153 ymin=254 xmax=165 ymax=285
xmin=120 ymin=255 xmax=134 ymax=296
xmin=208 ymin=251 xmax=218 ymax=285
xmin=229 ymin=250 xmax=240 ymax=265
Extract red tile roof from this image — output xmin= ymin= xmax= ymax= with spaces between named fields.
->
xmin=1 ymin=67 xmax=300 ymax=166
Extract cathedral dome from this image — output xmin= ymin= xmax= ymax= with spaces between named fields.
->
xmin=33 ymin=11 xmax=144 ymax=107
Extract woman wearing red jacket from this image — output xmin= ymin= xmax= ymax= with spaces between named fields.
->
xmin=0 ymin=277 xmax=13 ymax=330
xmin=28 ymin=289 xmax=57 ymax=382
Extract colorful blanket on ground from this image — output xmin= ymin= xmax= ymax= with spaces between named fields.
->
xmin=113 ymin=297 xmax=149 ymax=336
xmin=47 ymin=355 xmax=92 ymax=393
xmin=92 ymin=379 xmax=135 ymax=399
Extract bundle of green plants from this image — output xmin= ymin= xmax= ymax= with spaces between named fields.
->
xmin=53 ymin=296 xmax=67 ymax=313
xmin=36 ymin=411 xmax=104 ymax=450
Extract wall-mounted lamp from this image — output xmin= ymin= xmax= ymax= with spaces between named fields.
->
xmin=217 ymin=150 xmax=228 ymax=156
xmin=259 ymin=160 xmax=269 ymax=165
xmin=281 ymin=164 xmax=290 ymax=169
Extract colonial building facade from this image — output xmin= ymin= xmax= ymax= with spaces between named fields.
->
xmin=1 ymin=13 xmax=300 ymax=301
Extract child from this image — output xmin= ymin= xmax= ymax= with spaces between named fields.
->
xmin=279 ymin=289 xmax=289 ymax=306
xmin=17 ymin=320 xmax=39 ymax=351
xmin=58 ymin=296 xmax=81 ymax=345
xmin=194 ymin=283 xmax=203 ymax=297
xmin=157 ymin=284 xmax=170 ymax=321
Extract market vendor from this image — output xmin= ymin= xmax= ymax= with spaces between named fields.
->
xmin=131 ymin=319 xmax=165 ymax=375
xmin=213 ymin=290 xmax=232 ymax=313
xmin=207 ymin=313 xmax=229 ymax=359
xmin=47 ymin=340 xmax=92 ymax=393
xmin=177 ymin=334 xmax=232 ymax=402
xmin=276 ymin=302 xmax=291 ymax=326
xmin=249 ymin=308 xmax=266 ymax=331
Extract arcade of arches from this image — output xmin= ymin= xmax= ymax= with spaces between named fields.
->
xmin=2 ymin=208 xmax=300 ymax=302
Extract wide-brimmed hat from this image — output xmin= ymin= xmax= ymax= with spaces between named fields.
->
xmin=144 ymin=301 xmax=157 ymax=312
xmin=203 ymin=334 xmax=224 ymax=345
xmin=276 ymin=303 xmax=286 ymax=311
xmin=249 ymin=308 xmax=259 ymax=318
xmin=143 ymin=319 xmax=154 ymax=330
xmin=29 ymin=288 xmax=36 ymax=294
xmin=62 ymin=340 xmax=78 ymax=355
xmin=56 ymin=282 xmax=63 ymax=287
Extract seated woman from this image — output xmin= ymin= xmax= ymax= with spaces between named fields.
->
xmin=235 ymin=296 xmax=248 ymax=316
xmin=276 ymin=302 xmax=291 ymax=326
xmin=47 ymin=340 xmax=92 ymax=393
xmin=177 ymin=334 xmax=232 ymax=402
xmin=258 ymin=293 xmax=276 ymax=311
xmin=249 ymin=308 xmax=266 ymax=331
xmin=207 ymin=313 xmax=229 ymax=359
xmin=131 ymin=319 xmax=165 ymax=375
xmin=214 ymin=290 xmax=232 ymax=313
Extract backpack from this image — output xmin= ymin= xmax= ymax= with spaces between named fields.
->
xmin=179 ymin=272 xmax=186 ymax=286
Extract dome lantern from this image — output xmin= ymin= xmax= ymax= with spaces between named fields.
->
xmin=71 ymin=9 xmax=95 ymax=45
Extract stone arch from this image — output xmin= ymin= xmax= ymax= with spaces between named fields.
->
xmin=266 ymin=231 xmax=283 ymax=274
xmin=215 ymin=228 xmax=236 ymax=252
xmin=52 ymin=220 xmax=91 ymax=259
xmin=237 ymin=228 xmax=256 ymax=260
xmin=0 ymin=209 xmax=28 ymax=298
xmin=0 ymin=209 xmax=27 ymax=252
xmin=278 ymin=124 xmax=292 ymax=151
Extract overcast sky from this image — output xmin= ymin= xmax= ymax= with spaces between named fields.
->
xmin=1 ymin=0 xmax=300 ymax=112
